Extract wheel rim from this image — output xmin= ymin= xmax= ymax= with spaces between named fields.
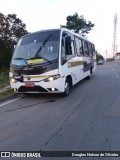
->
xmin=89 ymin=73 xmax=92 ymax=78
xmin=65 ymin=82 xmax=70 ymax=95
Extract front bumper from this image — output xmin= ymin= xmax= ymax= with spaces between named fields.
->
xmin=10 ymin=76 xmax=65 ymax=93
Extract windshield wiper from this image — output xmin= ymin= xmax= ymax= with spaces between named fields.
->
xmin=14 ymin=58 xmax=24 ymax=60
xmin=34 ymin=34 xmax=52 ymax=59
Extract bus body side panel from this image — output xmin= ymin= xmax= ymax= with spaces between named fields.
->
xmin=93 ymin=54 xmax=97 ymax=72
xmin=59 ymin=56 xmax=86 ymax=86
xmin=83 ymin=56 xmax=92 ymax=75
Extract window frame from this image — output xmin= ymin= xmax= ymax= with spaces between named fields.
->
xmin=83 ymin=40 xmax=89 ymax=56
xmin=75 ymin=36 xmax=84 ymax=56
xmin=61 ymin=31 xmax=76 ymax=65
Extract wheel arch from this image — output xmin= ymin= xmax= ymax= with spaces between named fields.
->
xmin=65 ymin=74 xmax=73 ymax=88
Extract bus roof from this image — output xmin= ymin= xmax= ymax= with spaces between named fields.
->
xmin=60 ymin=28 xmax=92 ymax=43
xmin=22 ymin=28 xmax=93 ymax=44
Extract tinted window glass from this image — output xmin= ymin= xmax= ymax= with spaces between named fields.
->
xmin=88 ymin=43 xmax=92 ymax=55
xmin=83 ymin=41 xmax=89 ymax=56
xmin=75 ymin=37 xmax=84 ymax=56
xmin=61 ymin=31 xmax=75 ymax=63
xmin=91 ymin=44 xmax=95 ymax=55
xmin=12 ymin=30 xmax=60 ymax=65
xmin=18 ymin=30 xmax=60 ymax=46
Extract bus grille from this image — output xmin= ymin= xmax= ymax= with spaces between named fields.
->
xmin=18 ymin=86 xmax=48 ymax=92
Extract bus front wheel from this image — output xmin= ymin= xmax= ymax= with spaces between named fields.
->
xmin=62 ymin=79 xmax=70 ymax=97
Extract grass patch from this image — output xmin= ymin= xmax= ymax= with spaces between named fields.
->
xmin=0 ymin=69 xmax=9 ymax=88
xmin=0 ymin=88 xmax=14 ymax=97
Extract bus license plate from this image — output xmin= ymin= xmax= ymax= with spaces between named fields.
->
xmin=25 ymin=82 xmax=35 ymax=87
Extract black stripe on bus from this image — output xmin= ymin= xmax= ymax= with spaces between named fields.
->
xmin=10 ymin=60 xmax=58 ymax=76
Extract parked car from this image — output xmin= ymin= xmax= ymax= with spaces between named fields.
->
xmin=98 ymin=59 xmax=104 ymax=65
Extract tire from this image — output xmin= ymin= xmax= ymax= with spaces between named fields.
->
xmin=62 ymin=79 xmax=70 ymax=97
xmin=87 ymin=68 xmax=92 ymax=80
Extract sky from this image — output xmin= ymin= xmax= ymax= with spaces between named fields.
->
xmin=0 ymin=0 xmax=120 ymax=58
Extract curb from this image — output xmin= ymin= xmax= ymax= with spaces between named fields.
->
xmin=0 ymin=85 xmax=10 ymax=93
xmin=0 ymin=93 xmax=21 ymax=103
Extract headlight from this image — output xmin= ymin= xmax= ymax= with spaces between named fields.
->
xmin=10 ymin=78 xmax=17 ymax=83
xmin=43 ymin=74 xmax=61 ymax=82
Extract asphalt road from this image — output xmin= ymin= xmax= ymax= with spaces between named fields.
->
xmin=0 ymin=61 xmax=120 ymax=159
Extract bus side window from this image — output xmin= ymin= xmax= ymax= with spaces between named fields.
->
xmin=71 ymin=40 xmax=75 ymax=55
xmin=88 ymin=43 xmax=93 ymax=56
xmin=83 ymin=41 xmax=89 ymax=56
xmin=61 ymin=33 xmax=75 ymax=65
xmin=65 ymin=36 xmax=75 ymax=56
xmin=91 ymin=44 xmax=95 ymax=55
xmin=80 ymin=40 xmax=84 ymax=56
xmin=61 ymin=38 xmax=66 ymax=61
xmin=75 ymin=37 xmax=84 ymax=56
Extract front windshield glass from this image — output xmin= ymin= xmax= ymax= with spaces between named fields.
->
xmin=12 ymin=30 xmax=60 ymax=65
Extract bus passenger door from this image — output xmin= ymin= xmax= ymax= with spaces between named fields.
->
xmin=60 ymin=32 xmax=79 ymax=85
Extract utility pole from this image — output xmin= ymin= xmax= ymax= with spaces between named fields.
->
xmin=106 ymin=50 xmax=108 ymax=59
xmin=112 ymin=14 xmax=118 ymax=58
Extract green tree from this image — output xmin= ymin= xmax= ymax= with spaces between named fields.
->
xmin=0 ymin=12 xmax=11 ymax=50
xmin=7 ymin=14 xmax=28 ymax=43
xmin=0 ymin=12 xmax=28 ymax=71
xmin=61 ymin=12 xmax=94 ymax=36
xmin=0 ymin=12 xmax=11 ymax=71
xmin=96 ymin=51 xmax=104 ymax=62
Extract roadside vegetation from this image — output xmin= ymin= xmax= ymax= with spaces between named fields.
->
xmin=96 ymin=52 xmax=104 ymax=62
xmin=0 ymin=69 xmax=9 ymax=88
xmin=0 ymin=69 xmax=14 ymax=98
xmin=61 ymin=12 xmax=94 ymax=36
xmin=0 ymin=12 xmax=28 ymax=96
xmin=0 ymin=88 xmax=13 ymax=98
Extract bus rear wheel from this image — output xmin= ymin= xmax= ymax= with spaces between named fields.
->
xmin=87 ymin=67 xmax=92 ymax=79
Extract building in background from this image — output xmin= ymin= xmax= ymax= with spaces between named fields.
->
xmin=115 ymin=52 xmax=120 ymax=60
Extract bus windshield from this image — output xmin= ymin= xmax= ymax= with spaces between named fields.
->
xmin=12 ymin=30 xmax=60 ymax=65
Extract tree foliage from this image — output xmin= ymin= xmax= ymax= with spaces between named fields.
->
xmin=61 ymin=12 xmax=94 ymax=36
xmin=7 ymin=14 xmax=28 ymax=42
xmin=0 ymin=12 xmax=28 ymax=71
xmin=96 ymin=51 xmax=104 ymax=62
